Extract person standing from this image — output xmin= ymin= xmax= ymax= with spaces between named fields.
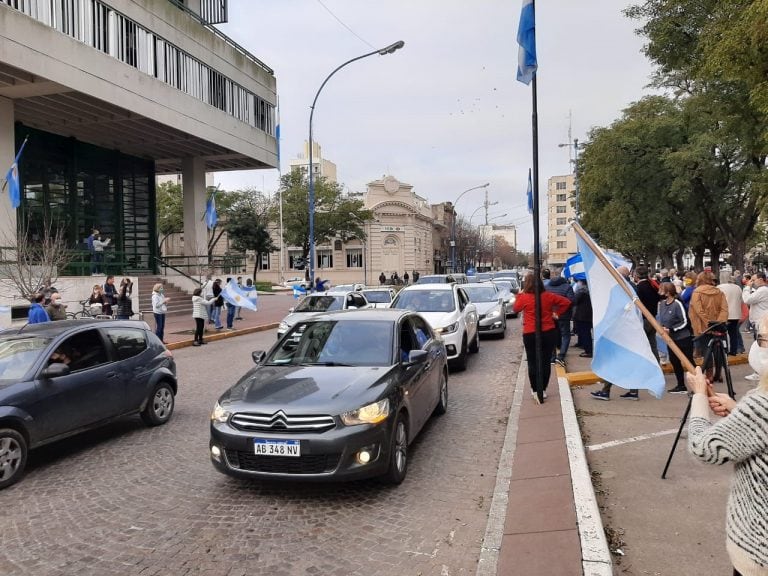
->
xmin=403 ymin=271 xmax=409 ymax=286
xmin=151 ymin=283 xmax=170 ymax=343
xmin=572 ymin=280 xmax=593 ymax=358
xmin=742 ymin=272 xmax=768 ymax=381
xmin=191 ymin=288 xmax=216 ymax=346
xmin=87 ymin=284 xmax=107 ymax=316
xmin=92 ymin=234 xmax=110 ymax=275
xmin=635 ymin=265 xmax=663 ymax=361
xmin=115 ymin=278 xmax=133 ymax=320
xmin=545 ymin=270 xmax=575 ymax=366
xmin=234 ymin=276 xmax=244 ymax=320
xmin=210 ymin=279 xmax=224 ymax=330
xmin=379 ymin=272 xmax=386 ymax=285
xmin=225 ymin=277 xmax=237 ymax=331
xmin=45 ymin=292 xmax=67 ymax=321
xmin=719 ymin=271 xmax=745 ymax=356
xmin=102 ymin=275 xmax=117 ymax=316
xmin=513 ymin=272 xmax=571 ymax=400
xmin=413 ymin=270 xmax=420 ymax=283
xmin=658 ymin=282 xmax=695 ymax=394
xmin=690 ymin=271 xmax=729 ymax=382
xmin=28 ymin=293 xmax=50 ymax=324
xmin=86 ymin=228 xmax=98 ymax=275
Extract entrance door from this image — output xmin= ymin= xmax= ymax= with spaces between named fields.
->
xmin=382 ymin=236 xmax=402 ymax=276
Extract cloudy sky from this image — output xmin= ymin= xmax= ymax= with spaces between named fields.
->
xmin=215 ymin=1 xmax=656 ymax=251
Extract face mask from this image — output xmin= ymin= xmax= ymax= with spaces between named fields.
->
xmin=52 ymin=300 xmax=60 ymax=305
xmin=748 ymin=341 xmax=768 ymax=376
xmin=684 ymin=279 xmax=693 ymax=286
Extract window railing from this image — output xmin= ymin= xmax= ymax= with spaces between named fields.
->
xmin=2 ymin=0 xmax=275 ymax=135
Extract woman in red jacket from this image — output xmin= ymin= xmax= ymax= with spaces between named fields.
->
xmin=513 ymin=272 xmax=573 ymax=399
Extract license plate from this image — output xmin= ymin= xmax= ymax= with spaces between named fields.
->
xmin=254 ymin=439 xmax=301 ymax=457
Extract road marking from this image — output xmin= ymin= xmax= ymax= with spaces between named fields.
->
xmin=586 ymin=429 xmax=678 ymax=452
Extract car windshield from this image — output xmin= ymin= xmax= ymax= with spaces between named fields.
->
xmin=476 ymin=273 xmax=493 ymax=281
xmin=415 ymin=275 xmax=451 ymax=284
xmin=493 ymin=281 xmax=513 ymax=294
xmin=393 ymin=290 xmax=455 ymax=312
xmin=363 ymin=291 xmax=392 ymax=304
xmin=293 ymin=295 xmax=344 ymax=312
xmin=269 ymin=320 xmax=394 ymax=367
xmin=0 ymin=336 xmax=51 ymax=380
xmin=464 ymin=287 xmax=499 ymax=302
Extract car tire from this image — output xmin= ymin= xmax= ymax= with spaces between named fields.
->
xmin=498 ymin=319 xmax=507 ymax=339
xmin=140 ymin=381 xmax=175 ymax=426
xmin=469 ymin=329 xmax=480 ymax=354
xmin=0 ymin=428 xmax=28 ymax=490
xmin=451 ymin=335 xmax=468 ymax=372
xmin=433 ymin=371 xmax=448 ymax=416
xmin=382 ymin=412 xmax=408 ymax=485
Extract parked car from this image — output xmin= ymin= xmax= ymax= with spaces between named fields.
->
xmin=332 ymin=283 xmax=364 ymax=293
xmin=390 ymin=283 xmax=478 ymax=370
xmin=491 ymin=279 xmax=518 ymax=317
xmin=0 ymin=319 xmax=177 ymax=489
xmin=462 ymin=283 xmax=507 ymax=338
xmin=475 ymin=272 xmax=494 ymax=282
xmin=277 ymin=290 xmax=370 ymax=338
xmin=210 ymin=309 xmax=448 ymax=484
xmin=414 ymin=274 xmax=459 ymax=284
xmin=361 ymin=288 xmax=397 ymax=309
xmin=282 ymin=277 xmax=311 ymax=289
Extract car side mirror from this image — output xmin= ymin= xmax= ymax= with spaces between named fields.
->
xmin=42 ymin=363 xmax=71 ymax=378
xmin=252 ymin=350 xmax=267 ymax=364
xmin=407 ymin=349 xmax=428 ymax=364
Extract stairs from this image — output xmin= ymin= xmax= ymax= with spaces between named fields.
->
xmin=137 ymin=276 xmax=194 ymax=317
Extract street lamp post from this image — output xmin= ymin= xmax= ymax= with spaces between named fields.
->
xmin=307 ymin=40 xmax=405 ymax=289
xmin=451 ymin=183 xmax=490 ymax=273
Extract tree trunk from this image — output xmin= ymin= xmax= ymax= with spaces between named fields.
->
xmin=709 ymin=246 xmax=721 ymax=276
xmin=729 ymin=240 xmax=746 ymax=273
xmin=694 ymin=247 xmax=706 ymax=271
xmin=674 ymin=250 xmax=685 ymax=272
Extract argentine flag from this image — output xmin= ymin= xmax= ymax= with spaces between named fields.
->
xmin=221 ymin=279 xmax=258 ymax=311
xmin=205 ymin=190 xmax=218 ymax=230
xmin=577 ymin=231 xmax=665 ymax=398
xmin=563 ymin=253 xmax=586 ymax=281
xmin=292 ymin=284 xmax=307 ymax=299
xmin=5 ymin=136 xmax=28 ymax=209
xmin=516 ymin=0 xmax=537 ymax=85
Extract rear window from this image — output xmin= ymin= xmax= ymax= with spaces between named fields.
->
xmin=294 ymin=296 xmax=344 ymax=312
xmin=393 ymin=290 xmax=455 ymax=312
xmin=106 ymin=328 xmax=148 ymax=360
xmin=464 ymin=286 xmax=499 ymax=302
xmin=363 ymin=291 xmax=392 ymax=303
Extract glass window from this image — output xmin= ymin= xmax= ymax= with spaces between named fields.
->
xmin=556 ymin=218 xmax=567 ymax=225
xmin=258 ymin=253 xmax=270 ymax=270
xmin=56 ymin=329 xmax=110 ymax=372
xmin=362 ymin=290 xmax=392 ymax=304
xmin=346 ymin=249 xmax=363 ymax=268
xmin=289 ymin=251 xmax=304 ymax=269
xmin=556 ymin=206 xmax=567 ymax=214
xmin=294 ymin=295 xmax=344 ymax=312
xmin=393 ymin=290 xmax=455 ymax=312
xmin=557 ymin=241 xmax=567 ymax=249
xmin=556 ymin=181 xmax=567 ymax=190
xmin=0 ymin=336 xmax=52 ymax=381
xmin=556 ymin=194 xmax=567 ymax=202
xmin=464 ymin=286 xmax=499 ymax=302
xmin=105 ymin=328 xmax=147 ymax=360
xmin=317 ymin=250 xmax=333 ymax=269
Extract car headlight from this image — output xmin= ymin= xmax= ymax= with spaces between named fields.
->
xmin=278 ymin=321 xmax=289 ymax=332
xmin=436 ymin=322 xmax=459 ymax=334
xmin=487 ymin=309 xmax=501 ymax=319
xmin=340 ymin=398 xmax=390 ymax=425
xmin=211 ymin=402 xmax=232 ymax=423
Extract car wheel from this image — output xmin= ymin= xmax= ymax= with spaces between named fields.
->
xmin=0 ymin=428 xmax=28 ymax=490
xmin=469 ymin=329 xmax=480 ymax=354
xmin=498 ymin=319 xmax=507 ymax=339
xmin=382 ymin=412 xmax=408 ymax=485
xmin=433 ymin=371 xmax=448 ymax=416
xmin=140 ymin=381 xmax=175 ymax=426
xmin=451 ymin=335 xmax=468 ymax=372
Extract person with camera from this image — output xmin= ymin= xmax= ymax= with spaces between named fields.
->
xmin=690 ymin=271 xmax=729 ymax=382
xmin=685 ymin=316 xmax=768 ymax=576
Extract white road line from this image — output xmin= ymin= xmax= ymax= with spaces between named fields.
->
xmin=586 ymin=429 xmax=679 ymax=452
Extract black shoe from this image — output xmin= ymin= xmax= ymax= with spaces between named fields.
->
xmin=192 ymin=342 xmax=201 ymax=347
xmin=668 ymin=386 xmax=688 ymax=394
xmin=579 ymin=352 xmax=593 ymax=358
xmin=620 ymin=391 xmax=639 ymax=400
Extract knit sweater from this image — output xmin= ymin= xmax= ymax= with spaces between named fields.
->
xmin=688 ymin=391 xmax=768 ymax=573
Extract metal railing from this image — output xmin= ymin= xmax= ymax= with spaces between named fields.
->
xmin=156 ymin=254 xmax=247 ymax=277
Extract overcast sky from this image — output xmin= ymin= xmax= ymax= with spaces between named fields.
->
xmin=214 ymin=1 xmax=656 ymax=251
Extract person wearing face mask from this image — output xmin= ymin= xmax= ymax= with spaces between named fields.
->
xmin=680 ymin=271 xmax=697 ymax=312
xmin=45 ymin=292 xmax=67 ymax=321
xmin=685 ymin=316 xmax=768 ymax=576
xmin=151 ymin=282 xmax=171 ymax=343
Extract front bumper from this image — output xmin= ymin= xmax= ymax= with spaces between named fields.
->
xmin=210 ymin=417 xmax=394 ymax=482
xmin=437 ymin=329 xmax=462 ymax=359
xmin=478 ymin=315 xmax=505 ymax=335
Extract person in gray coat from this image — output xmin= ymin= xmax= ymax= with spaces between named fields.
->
xmin=545 ymin=270 xmax=575 ymax=366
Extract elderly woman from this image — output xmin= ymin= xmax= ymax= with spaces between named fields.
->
xmin=686 ymin=315 xmax=768 ymax=576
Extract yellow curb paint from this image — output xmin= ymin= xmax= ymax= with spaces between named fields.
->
xmin=166 ymin=323 xmax=280 ymax=351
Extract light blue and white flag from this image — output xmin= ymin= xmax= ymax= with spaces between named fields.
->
xmin=526 ymin=168 xmax=533 ymax=214
xmin=516 ymin=0 xmax=537 ymax=85
xmin=221 ymin=279 xmax=258 ymax=311
xmin=563 ymin=253 xmax=586 ymax=280
xmin=292 ymin=284 xmax=308 ymax=299
xmin=275 ymin=97 xmax=281 ymax=171
xmin=205 ymin=190 xmax=218 ymax=230
xmin=5 ymin=136 xmax=28 ymax=209
xmin=577 ymin=231 xmax=665 ymax=398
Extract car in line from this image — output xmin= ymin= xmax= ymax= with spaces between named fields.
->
xmin=390 ymin=283 xmax=478 ymax=371
xmin=276 ymin=290 xmax=370 ymax=338
xmin=0 ymin=319 xmax=177 ymax=489
xmin=281 ymin=276 xmax=311 ymax=289
xmin=414 ymin=273 xmax=468 ymax=285
xmin=210 ymin=309 xmax=448 ymax=484
xmin=462 ymin=283 xmax=507 ymax=338
xmin=491 ymin=279 xmax=518 ymax=318
xmin=361 ymin=287 xmax=397 ymax=309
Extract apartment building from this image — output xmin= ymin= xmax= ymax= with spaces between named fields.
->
xmin=547 ymin=173 xmax=577 ymax=266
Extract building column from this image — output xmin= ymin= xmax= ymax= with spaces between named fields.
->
xmin=182 ymin=156 xmax=208 ymax=261
xmin=0 ymin=97 xmax=16 ymax=247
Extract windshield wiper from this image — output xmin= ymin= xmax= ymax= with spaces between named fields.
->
xmin=299 ymin=361 xmax=354 ymax=367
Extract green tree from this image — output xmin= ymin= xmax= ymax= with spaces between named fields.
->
xmin=225 ymin=189 xmax=277 ymax=280
xmin=156 ymin=182 xmax=184 ymax=254
xmin=275 ymin=170 xmax=373 ymax=261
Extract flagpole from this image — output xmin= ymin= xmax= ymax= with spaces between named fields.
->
xmin=531 ymin=73 xmax=544 ymax=401
xmin=571 ymin=222 xmax=697 ymax=375
xmin=276 ymin=98 xmax=284 ymax=284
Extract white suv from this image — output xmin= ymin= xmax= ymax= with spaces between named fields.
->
xmin=390 ymin=283 xmax=479 ymax=370
xmin=277 ymin=290 xmax=370 ymax=338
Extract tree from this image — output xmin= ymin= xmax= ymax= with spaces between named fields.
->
xmin=275 ymin=170 xmax=373 ymax=260
xmin=225 ymin=189 xmax=277 ymax=280
xmin=156 ymin=182 xmax=184 ymax=254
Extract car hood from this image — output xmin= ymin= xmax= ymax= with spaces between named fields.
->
xmin=474 ymin=301 xmax=501 ymax=316
xmin=280 ymin=311 xmax=322 ymax=327
xmin=219 ymin=365 xmax=394 ymax=414
xmin=416 ymin=311 xmax=459 ymax=329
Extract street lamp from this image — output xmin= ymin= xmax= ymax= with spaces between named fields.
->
xmin=307 ymin=40 xmax=405 ymax=288
xmin=469 ymin=201 xmax=499 ymax=226
xmin=451 ymin=183 xmax=490 ymax=273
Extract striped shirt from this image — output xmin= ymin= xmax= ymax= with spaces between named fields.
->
xmin=688 ymin=391 xmax=768 ymax=573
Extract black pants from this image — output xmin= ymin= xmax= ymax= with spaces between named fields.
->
xmin=668 ymin=336 xmax=694 ymax=388
xmin=574 ymin=320 xmax=593 ymax=355
xmin=523 ymin=329 xmax=558 ymax=392
xmin=194 ymin=318 xmax=205 ymax=343
xmin=726 ymin=319 xmax=740 ymax=355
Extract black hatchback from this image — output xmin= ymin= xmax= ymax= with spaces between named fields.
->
xmin=0 ymin=319 xmax=177 ymax=489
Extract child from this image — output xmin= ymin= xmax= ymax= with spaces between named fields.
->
xmin=192 ymin=288 xmax=216 ymax=346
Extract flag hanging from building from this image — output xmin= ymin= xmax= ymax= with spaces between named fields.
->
xmin=205 ymin=190 xmax=218 ymax=230
xmin=526 ymin=169 xmax=533 ymax=214
xmin=576 ymin=230 xmax=665 ymax=398
xmin=221 ymin=279 xmax=258 ymax=311
xmin=5 ymin=136 xmax=28 ymax=209
xmin=516 ymin=0 xmax=537 ymax=85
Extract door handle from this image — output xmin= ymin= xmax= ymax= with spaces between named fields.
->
xmin=105 ymin=371 xmax=116 ymax=378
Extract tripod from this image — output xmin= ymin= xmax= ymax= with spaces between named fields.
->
xmin=661 ymin=322 xmax=735 ymax=479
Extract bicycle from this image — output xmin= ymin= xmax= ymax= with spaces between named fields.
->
xmin=69 ymin=299 xmax=113 ymax=320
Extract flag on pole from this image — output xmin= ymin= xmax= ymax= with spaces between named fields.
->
xmin=292 ymin=284 xmax=308 ymax=299
xmin=563 ymin=253 xmax=586 ymax=280
xmin=576 ymin=231 xmax=665 ymax=398
xmin=5 ymin=136 xmax=28 ymax=209
xmin=526 ymin=168 xmax=533 ymax=214
xmin=221 ymin=279 xmax=258 ymax=311
xmin=516 ymin=0 xmax=537 ymax=85
xmin=275 ymin=97 xmax=281 ymax=171
xmin=205 ymin=190 xmax=218 ymax=230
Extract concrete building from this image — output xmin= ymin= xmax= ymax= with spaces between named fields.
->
xmin=0 ymin=0 xmax=277 ymax=274
xmin=547 ymin=173 xmax=577 ymax=266
xmin=288 ymin=141 xmax=337 ymax=183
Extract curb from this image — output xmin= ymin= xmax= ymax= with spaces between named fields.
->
xmin=476 ymin=359 xmax=526 ymax=576
xmin=165 ymin=322 xmax=280 ymax=351
xmin=558 ymin=375 xmax=613 ymax=575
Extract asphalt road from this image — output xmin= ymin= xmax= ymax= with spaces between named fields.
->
xmin=1 ymin=322 xmax=524 ymax=576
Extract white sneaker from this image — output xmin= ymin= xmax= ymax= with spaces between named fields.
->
xmin=745 ymin=373 xmax=761 ymax=381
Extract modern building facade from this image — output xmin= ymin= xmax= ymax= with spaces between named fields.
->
xmin=547 ymin=173 xmax=577 ymax=266
xmin=0 ymin=0 xmax=277 ymax=277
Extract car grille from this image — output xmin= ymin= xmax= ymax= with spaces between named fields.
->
xmin=230 ymin=411 xmax=336 ymax=433
xmin=225 ymin=450 xmax=340 ymax=474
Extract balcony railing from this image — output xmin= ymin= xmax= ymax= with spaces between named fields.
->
xmin=2 ymin=0 xmax=275 ymax=135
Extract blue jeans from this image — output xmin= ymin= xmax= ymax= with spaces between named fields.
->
xmin=154 ymin=313 xmax=165 ymax=342
xmin=226 ymin=305 xmax=236 ymax=328
xmin=557 ymin=318 xmax=571 ymax=360
xmin=210 ymin=306 xmax=222 ymax=329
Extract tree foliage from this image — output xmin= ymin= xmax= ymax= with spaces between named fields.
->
xmin=224 ymin=189 xmax=277 ymax=279
xmin=156 ymin=182 xmax=184 ymax=252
